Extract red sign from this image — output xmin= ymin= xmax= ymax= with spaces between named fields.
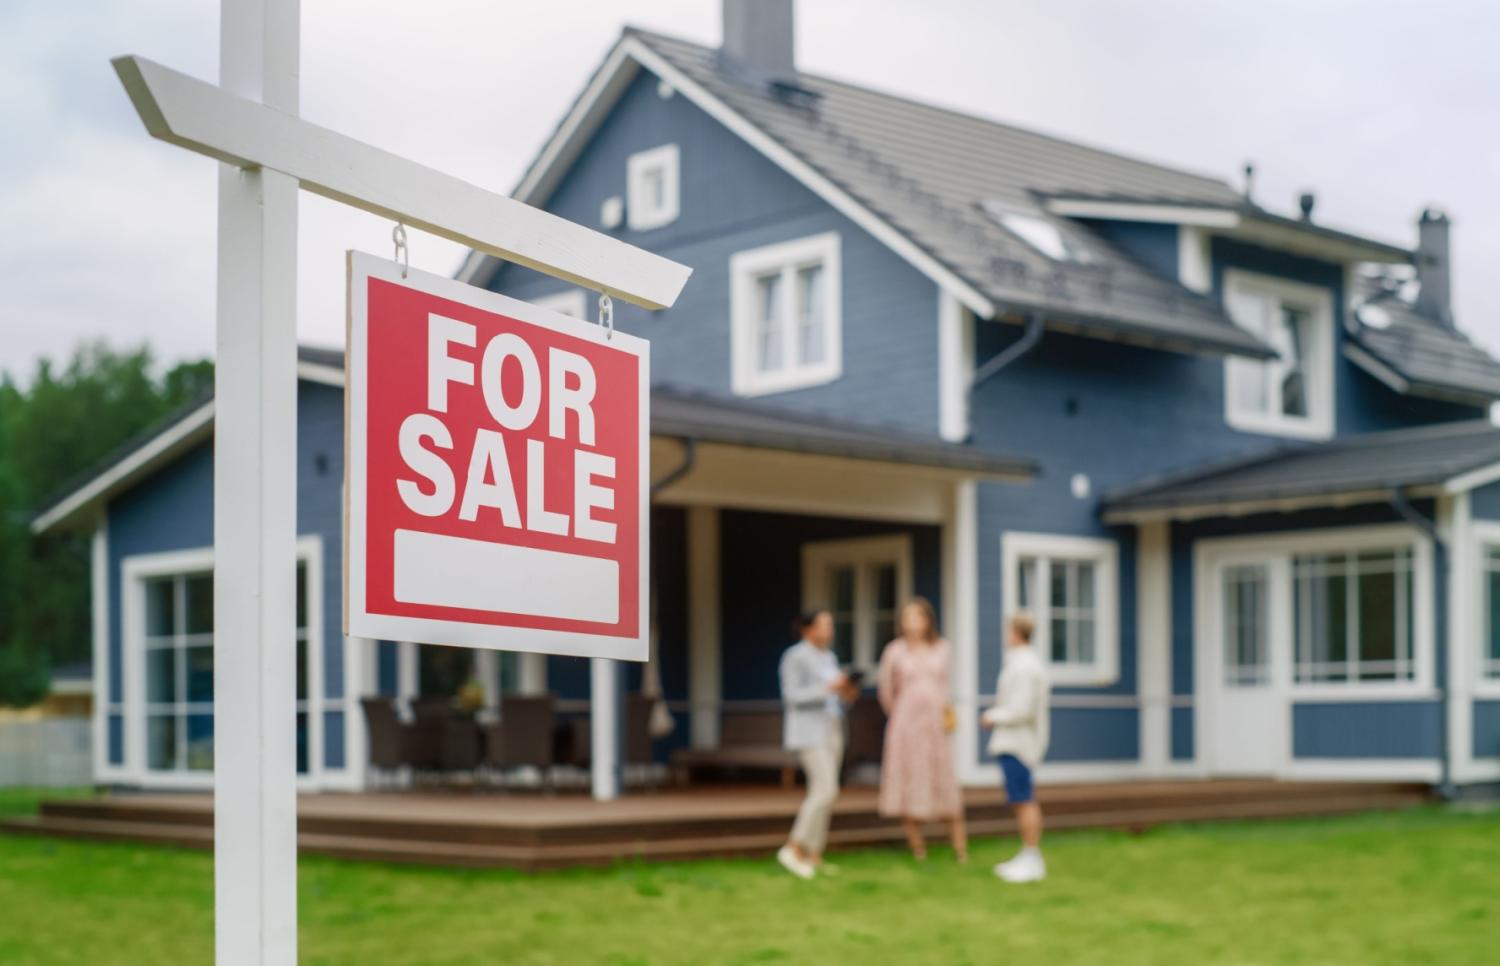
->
xmin=345 ymin=252 xmax=649 ymax=661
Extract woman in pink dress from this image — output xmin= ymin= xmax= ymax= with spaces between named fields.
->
xmin=877 ymin=597 xmax=967 ymax=862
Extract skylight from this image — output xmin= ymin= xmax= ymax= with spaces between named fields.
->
xmin=983 ymin=202 xmax=1094 ymax=264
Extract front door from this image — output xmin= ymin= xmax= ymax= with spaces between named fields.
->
xmin=801 ymin=534 xmax=913 ymax=674
xmin=1209 ymin=558 xmax=1285 ymax=775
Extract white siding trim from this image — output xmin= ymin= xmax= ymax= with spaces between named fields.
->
xmin=1136 ymin=521 xmax=1172 ymax=775
xmin=1048 ymin=199 xmax=1242 ymax=228
xmin=687 ymin=506 xmax=722 ymax=750
xmin=32 ymin=400 xmax=215 ymax=534
xmin=937 ymin=290 xmax=974 ymax=442
xmin=1177 ymin=225 xmax=1213 ymax=295
xmin=1282 ymin=758 xmax=1442 ymax=782
xmin=91 ymin=521 xmax=110 ymax=782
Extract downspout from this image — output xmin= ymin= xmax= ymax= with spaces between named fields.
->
xmin=1389 ymin=488 xmax=1455 ymax=801
xmin=970 ymin=311 xmax=1045 ymax=393
xmin=651 ymin=438 xmax=697 ymax=495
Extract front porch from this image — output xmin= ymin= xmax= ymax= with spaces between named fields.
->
xmin=2 ymin=779 xmax=1430 ymax=871
xmin=348 ymin=393 xmax=1034 ymax=799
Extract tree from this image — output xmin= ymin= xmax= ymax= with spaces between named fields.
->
xmin=0 ymin=342 xmax=213 ymax=704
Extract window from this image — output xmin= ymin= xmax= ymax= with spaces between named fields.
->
xmin=134 ymin=556 xmax=316 ymax=776
xmin=1223 ymin=270 xmax=1334 ymax=439
xmin=626 ymin=144 xmax=679 ymax=231
xmin=1293 ymin=548 xmax=1414 ymax=684
xmin=1222 ymin=564 xmax=1270 ymax=687
xmin=802 ymin=534 xmax=912 ymax=671
xmin=731 ymin=232 xmax=842 ymax=396
xmin=1482 ymin=543 xmax=1500 ymax=680
xmin=531 ymin=289 xmax=586 ymax=319
xmin=143 ymin=571 xmax=216 ymax=772
xmin=1002 ymin=533 xmax=1119 ymax=685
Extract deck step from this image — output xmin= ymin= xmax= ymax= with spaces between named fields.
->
xmin=3 ymin=788 xmax=1430 ymax=871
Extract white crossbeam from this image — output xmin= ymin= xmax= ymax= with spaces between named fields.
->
xmin=111 ymin=55 xmax=691 ymax=310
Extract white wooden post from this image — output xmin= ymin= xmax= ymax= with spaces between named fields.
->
xmin=590 ymin=658 xmax=620 ymax=800
xmin=211 ymin=1 xmax=300 ymax=963
xmin=1137 ymin=521 xmax=1173 ymax=776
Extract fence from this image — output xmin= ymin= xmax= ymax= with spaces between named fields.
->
xmin=0 ymin=717 xmax=92 ymax=787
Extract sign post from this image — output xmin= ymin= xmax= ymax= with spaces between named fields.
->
xmin=211 ymin=2 xmax=299 ymax=962
xmin=112 ymin=2 xmax=688 ymax=960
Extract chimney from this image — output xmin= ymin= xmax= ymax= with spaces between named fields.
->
xmin=721 ymin=0 xmax=796 ymax=82
xmin=1415 ymin=208 xmax=1453 ymax=326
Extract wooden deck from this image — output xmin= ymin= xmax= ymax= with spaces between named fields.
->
xmin=3 ymin=780 xmax=1431 ymax=871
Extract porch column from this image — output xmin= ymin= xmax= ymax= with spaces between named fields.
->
xmin=590 ymin=658 xmax=621 ymax=800
xmin=1137 ymin=521 xmax=1173 ymax=775
xmin=518 ymin=653 xmax=547 ymax=695
xmin=687 ymin=506 xmax=722 ymax=749
xmin=944 ymin=478 xmax=981 ymax=783
xmin=346 ymin=636 xmax=373 ymax=790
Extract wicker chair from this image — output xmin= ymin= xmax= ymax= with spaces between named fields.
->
xmin=483 ymin=694 xmax=557 ymax=788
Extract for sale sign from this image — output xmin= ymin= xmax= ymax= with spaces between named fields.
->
xmin=344 ymin=252 xmax=648 ymax=661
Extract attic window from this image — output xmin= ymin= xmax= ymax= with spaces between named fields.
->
xmin=626 ymin=144 xmax=680 ymax=231
xmin=985 ymin=203 xmax=1094 ymax=264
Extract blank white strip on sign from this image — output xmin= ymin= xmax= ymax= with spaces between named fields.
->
xmin=394 ymin=529 xmax=619 ymax=624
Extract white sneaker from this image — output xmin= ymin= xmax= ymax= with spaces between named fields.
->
xmin=777 ymin=845 xmax=816 ymax=880
xmin=998 ymin=851 xmax=1046 ymax=883
xmin=992 ymin=852 xmax=1025 ymax=877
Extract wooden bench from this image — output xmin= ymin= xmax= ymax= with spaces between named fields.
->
xmin=670 ymin=710 xmax=800 ymax=787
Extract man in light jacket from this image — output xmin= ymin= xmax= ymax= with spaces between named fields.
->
xmin=776 ymin=609 xmax=854 ymax=879
xmin=982 ymin=612 xmax=1051 ymax=883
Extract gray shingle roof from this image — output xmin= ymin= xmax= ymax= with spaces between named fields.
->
xmin=628 ymin=29 xmax=1272 ymax=359
xmin=1102 ymin=419 xmax=1500 ymax=520
xmin=1347 ymin=274 xmax=1500 ymax=402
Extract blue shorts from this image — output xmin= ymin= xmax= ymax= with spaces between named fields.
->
xmin=998 ymin=754 xmax=1034 ymax=804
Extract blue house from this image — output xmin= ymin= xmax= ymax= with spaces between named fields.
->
xmin=35 ymin=1 xmax=1500 ymax=795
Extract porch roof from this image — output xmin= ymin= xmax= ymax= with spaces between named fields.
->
xmin=1101 ymin=419 xmax=1500 ymax=523
xmin=650 ymin=386 xmax=1034 ymax=480
xmin=32 ymin=345 xmax=1034 ymax=534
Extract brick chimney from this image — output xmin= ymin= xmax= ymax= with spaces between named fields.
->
xmin=1415 ymin=208 xmax=1453 ymax=327
xmin=721 ymin=0 xmax=796 ymax=82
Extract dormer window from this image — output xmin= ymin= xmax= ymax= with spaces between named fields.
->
xmin=1223 ymin=269 xmax=1334 ymax=440
xmin=626 ymin=144 xmax=679 ymax=231
xmin=730 ymin=232 xmax=842 ymax=396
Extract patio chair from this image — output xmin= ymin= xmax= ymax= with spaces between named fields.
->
xmin=360 ymin=697 xmax=414 ymax=787
xmin=407 ymin=697 xmax=450 ymax=780
xmin=483 ymin=694 xmax=557 ymax=788
xmin=843 ymin=692 xmax=887 ymax=779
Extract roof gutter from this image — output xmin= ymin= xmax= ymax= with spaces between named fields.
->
xmin=971 ymin=311 xmax=1044 ymax=393
xmin=1388 ymin=488 xmax=1454 ymax=801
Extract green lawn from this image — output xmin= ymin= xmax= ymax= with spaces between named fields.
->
xmin=1 ymin=792 xmax=1497 ymax=965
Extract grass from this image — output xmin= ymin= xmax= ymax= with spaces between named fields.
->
xmin=0 ymin=794 xmax=1497 ymax=965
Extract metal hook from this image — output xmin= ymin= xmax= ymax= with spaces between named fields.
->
xmin=392 ymin=222 xmax=409 ymax=278
xmin=597 ymin=292 xmax=614 ymax=340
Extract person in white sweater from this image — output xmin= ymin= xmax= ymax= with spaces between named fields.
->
xmin=981 ymin=612 xmax=1051 ymax=883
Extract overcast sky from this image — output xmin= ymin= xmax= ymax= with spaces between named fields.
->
xmin=3 ymin=0 xmax=1498 ymax=379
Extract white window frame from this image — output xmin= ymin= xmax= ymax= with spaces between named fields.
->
xmin=1475 ymin=520 xmax=1500 ymax=687
xmin=801 ymin=534 xmax=913 ymax=673
xmin=626 ymin=143 xmax=680 ymax=231
xmin=730 ymin=231 xmax=843 ymax=397
xmin=1001 ymin=532 xmax=1120 ymax=686
xmin=530 ymin=288 xmax=587 ymax=320
xmin=119 ymin=537 xmax=327 ymax=789
xmin=1222 ymin=268 xmax=1335 ymax=441
xmin=1193 ymin=524 xmax=1435 ymax=704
